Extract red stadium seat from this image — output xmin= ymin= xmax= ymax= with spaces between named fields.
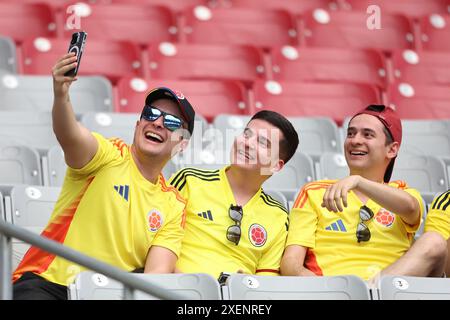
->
xmin=116 ymin=77 xmax=249 ymax=121
xmin=147 ymin=42 xmax=265 ymax=83
xmin=0 ymin=3 xmax=56 ymax=43
xmin=111 ymin=0 xmax=209 ymax=12
xmin=182 ymin=6 xmax=298 ymax=47
xmin=301 ymin=9 xmax=414 ymax=51
xmin=420 ymin=14 xmax=450 ymax=52
xmin=62 ymin=2 xmax=177 ymax=45
xmin=391 ymin=49 xmax=450 ymax=85
xmin=388 ymin=82 xmax=450 ymax=119
xmin=252 ymin=80 xmax=380 ymax=125
xmin=0 ymin=0 xmax=71 ymax=10
xmin=20 ymin=38 xmax=142 ymax=82
xmin=344 ymin=0 xmax=449 ymax=18
xmin=270 ymin=46 xmax=387 ymax=87
xmin=215 ymin=0 xmax=338 ymax=16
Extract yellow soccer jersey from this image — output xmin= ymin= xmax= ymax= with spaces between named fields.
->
xmin=169 ymin=166 xmax=289 ymax=278
xmin=13 ymin=133 xmax=186 ymax=286
xmin=287 ymin=180 xmax=424 ymax=280
xmin=425 ymin=190 xmax=450 ymax=239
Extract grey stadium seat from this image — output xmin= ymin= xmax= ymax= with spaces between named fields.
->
xmin=0 ymin=190 xmax=4 ymax=220
xmin=223 ymin=274 xmax=370 ymax=300
xmin=391 ymin=154 xmax=448 ymax=204
xmin=0 ymin=144 xmax=42 ymax=185
xmin=8 ymin=185 xmax=60 ymax=269
xmin=0 ymin=36 xmax=16 ymax=73
xmin=0 ymin=72 xmax=113 ymax=113
xmin=0 ymin=111 xmax=57 ymax=153
xmin=319 ymin=152 xmax=349 ymax=180
xmin=379 ymin=275 xmax=450 ymax=300
xmin=69 ymin=271 xmax=221 ymax=300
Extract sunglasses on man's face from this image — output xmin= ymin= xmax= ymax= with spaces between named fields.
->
xmin=227 ymin=205 xmax=243 ymax=245
xmin=141 ymin=105 xmax=184 ymax=131
xmin=356 ymin=205 xmax=374 ymax=243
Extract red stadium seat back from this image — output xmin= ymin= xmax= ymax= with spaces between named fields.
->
xmin=0 ymin=0 xmax=71 ymax=10
xmin=252 ymin=80 xmax=380 ymax=125
xmin=21 ymin=38 xmax=142 ymax=82
xmin=62 ymin=2 xmax=177 ymax=45
xmin=0 ymin=3 xmax=56 ymax=43
xmin=116 ymin=77 xmax=249 ymax=121
xmin=214 ymin=0 xmax=338 ymax=16
xmin=301 ymin=9 xmax=414 ymax=51
xmin=391 ymin=49 xmax=450 ymax=85
xmin=270 ymin=46 xmax=387 ymax=87
xmin=182 ymin=6 xmax=298 ymax=47
xmin=420 ymin=14 xmax=450 ymax=52
xmin=388 ymin=82 xmax=450 ymax=119
xmin=147 ymin=42 xmax=265 ymax=83
xmin=111 ymin=0 xmax=209 ymax=13
xmin=344 ymin=0 xmax=449 ymax=18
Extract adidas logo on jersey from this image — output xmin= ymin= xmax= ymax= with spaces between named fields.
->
xmin=325 ymin=219 xmax=347 ymax=232
xmin=114 ymin=185 xmax=129 ymax=201
xmin=197 ymin=210 xmax=213 ymax=221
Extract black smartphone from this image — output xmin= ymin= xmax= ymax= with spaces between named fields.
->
xmin=64 ymin=31 xmax=87 ymax=77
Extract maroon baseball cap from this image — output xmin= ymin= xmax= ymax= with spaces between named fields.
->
xmin=350 ymin=104 xmax=402 ymax=183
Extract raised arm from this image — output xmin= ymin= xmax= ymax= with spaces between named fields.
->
xmin=52 ymin=52 xmax=98 ymax=169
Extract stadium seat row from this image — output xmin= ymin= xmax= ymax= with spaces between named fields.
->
xmin=0 ymin=2 xmax=449 ymax=51
xmin=1 ymin=71 xmax=450 ymax=124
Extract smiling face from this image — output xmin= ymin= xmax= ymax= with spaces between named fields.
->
xmin=345 ymin=114 xmax=399 ymax=178
xmin=230 ymin=119 xmax=284 ymax=175
xmin=133 ymin=98 xmax=187 ymax=161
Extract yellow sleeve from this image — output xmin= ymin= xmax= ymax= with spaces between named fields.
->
xmin=424 ymin=190 xmax=450 ymax=239
xmin=152 ymin=194 xmax=187 ymax=258
xmin=66 ymin=132 xmax=125 ymax=180
xmin=285 ymin=188 xmax=318 ymax=249
xmin=403 ymin=187 xmax=425 ymax=233
xmin=255 ymin=212 xmax=289 ymax=276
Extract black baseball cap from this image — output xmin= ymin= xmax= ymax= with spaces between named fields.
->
xmin=144 ymin=87 xmax=196 ymax=135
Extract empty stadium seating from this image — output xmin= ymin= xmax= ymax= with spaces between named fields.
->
xmin=420 ymin=14 xmax=450 ymax=51
xmin=62 ymin=2 xmax=177 ymax=45
xmin=182 ymin=6 xmax=298 ymax=47
xmin=6 ymin=185 xmax=60 ymax=269
xmin=391 ymin=49 xmax=450 ymax=86
xmin=147 ymin=42 xmax=265 ymax=83
xmin=112 ymin=0 xmax=209 ymax=12
xmin=223 ymin=274 xmax=371 ymax=300
xmin=116 ymin=77 xmax=249 ymax=121
xmin=0 ymin=72 xmax=114 ymax=113
xmin=318 ymin=152 xmax=349 ymax=180
xmin=0 ymin=36 xmax=16 ymax=73
xmin=378 ymin=275 xmax=450 ymax=300
xmin=0 ymin=144 xmax=42 ymax=186
xmin=270 ymin=46 xmax=387 ymax=87
xmin=301 ymin=9 xmax=414 ymax=51
xmin=20 ymin=38 xmax=142 ymax=82
xmin=388 ymin=82 xmax=450 ymax=119
xmin=69 ymin=271 xmax=222 ymax=300
xmin=252 ymin=80 xmax=381 ymax=124
xmin=0 ymin=3 xmax=56 ymax=43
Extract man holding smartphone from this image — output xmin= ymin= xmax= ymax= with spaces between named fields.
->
xmin=12 ymin=52 xmax=196 ymax=300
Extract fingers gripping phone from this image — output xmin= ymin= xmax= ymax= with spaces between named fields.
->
xmin=64 ymin=31 xmax=87 ymax=77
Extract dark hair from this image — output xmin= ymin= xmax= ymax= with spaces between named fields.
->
xmin=249 ymin=110 xmax=299 ymax=163
xmin=365 ymin=105 xmax=394 ymax=145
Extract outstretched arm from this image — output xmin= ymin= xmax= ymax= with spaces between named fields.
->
xmin=52 ymin=52 xmax=98 ymax=169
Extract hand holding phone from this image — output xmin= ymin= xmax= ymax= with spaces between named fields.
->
xmin=64 ymin=31 xmax=87 ymax=77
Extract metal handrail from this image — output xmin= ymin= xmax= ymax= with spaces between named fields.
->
xmin=0 ymin=219 xmax=188 ymax=300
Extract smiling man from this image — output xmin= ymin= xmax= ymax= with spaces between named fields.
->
xmin=281 ymin=105 xmax=427 ymax=281
xmin=169 ymin=110 xmax=299 ymax=278
xmin=12 ymin=52 xmax=194 ymax=300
